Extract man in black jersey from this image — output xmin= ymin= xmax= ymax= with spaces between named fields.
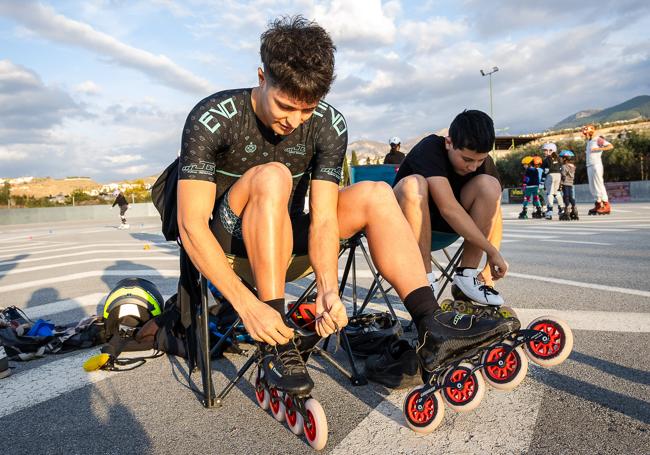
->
xmin=393 ymin=110 xmax=508 ymax=306
xmin=177 ymin=18 xmax=515 ymax=394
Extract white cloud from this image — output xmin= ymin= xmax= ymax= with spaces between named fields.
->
xmin=116 ymin=164 xmax=152 ymax=175
xmin=401 ymin=16 xmax=468 ymax=52
xmin=74 ymin=80 xmax=101 ymax=95
xmin=314 ymin=0 xmax=397 ymax=48
xmin=0 ymin=1 xmax=213 ymax=95
xmin=103 ymin=154 xmax=143 ymax=165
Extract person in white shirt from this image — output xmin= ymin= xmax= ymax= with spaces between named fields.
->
xmin=582 ymin=124 xmax=613 ymax=215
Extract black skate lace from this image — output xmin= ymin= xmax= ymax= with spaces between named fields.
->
xmin=276 ymin=342 xmax=308 ymax=375
xmin=473 ymin=277 xmax=499 ymax=297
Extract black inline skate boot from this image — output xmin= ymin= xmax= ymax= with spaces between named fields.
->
xmin=570 ymin=206 xmax=579 ymax=220
xmin=518 ymin=208 xmax=528 ymax=219
xmin=532 ymin=207 xmax=543 ymax=218
xmin=415 ymin=310 xmax=520 ymax=372
xmin=259 ymin=337 xmax=314 ymax=395
xmin=559 ymin=206 xmax=570 ymax=221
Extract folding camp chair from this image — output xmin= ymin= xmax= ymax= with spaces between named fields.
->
xmin=185 ymin=256 xmax=369 ymax=409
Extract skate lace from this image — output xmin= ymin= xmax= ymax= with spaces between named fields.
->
xmin=276 ymin=343 xmax=307 ymax=375
xmin=474 ymin=278 xmax=499 ymax=297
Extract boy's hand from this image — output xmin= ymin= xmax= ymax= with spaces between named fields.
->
xmin=239 ymin=299 xmax=294 ymax=346
xmin=487 ymin=250 xmax=509 ymax=280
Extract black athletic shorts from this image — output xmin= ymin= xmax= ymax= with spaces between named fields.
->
xmin=209 ymin=189 xmax=312 ymax=284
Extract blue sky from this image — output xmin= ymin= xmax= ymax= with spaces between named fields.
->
xmin=1 ymin=0 xmax=649 ymax=182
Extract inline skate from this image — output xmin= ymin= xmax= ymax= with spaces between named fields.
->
xmin=518 ymin=208 xmax=528 ymax=220
xmin=559 ymin=206 xmax=570 ymax=221
xmin=403 ymin=314 xmax=573 ymax=433
xmin=570 ymin=206 xmax=579 ymax=220
xmin=254 ymin=334 xmax=328 ymax=450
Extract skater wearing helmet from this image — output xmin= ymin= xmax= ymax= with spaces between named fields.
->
xmin=393 ymin=110 xmax=509 ymax=307
xmin=582 ymin=124 xmax=613 ymax=215
xmin=175 ymin=16 xmax=516 ymax=434
xmin=541 ymin=143 xmax=564 ymax=220
xmin=559 ymin=150 xmax=579 ymax=220
xmin=384 ymin=136 xmax=406 ymax=165
xmin=519 ymin=156 xmax=543 ymax=219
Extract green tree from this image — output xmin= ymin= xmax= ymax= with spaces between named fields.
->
xmin=0 ymin=182 xmax=10 ymax=205
xmin=350 ymin=150 xmax=360 ymax=166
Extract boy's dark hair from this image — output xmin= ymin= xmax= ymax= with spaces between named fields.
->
xmin=449 ymin=110 xmax=495 ymax=153
xmin=260 ymin=15 xmax=336 ymax=104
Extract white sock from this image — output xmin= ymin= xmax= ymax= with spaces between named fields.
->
xmin=426 ymin=272 xmax=437 ymax=285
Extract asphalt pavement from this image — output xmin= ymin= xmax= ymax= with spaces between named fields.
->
xmin=1 ymin=202 xmax=649 ymax=454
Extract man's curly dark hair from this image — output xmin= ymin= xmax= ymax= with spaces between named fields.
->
xmin=260 ymin=15 xmax=336 ymax=104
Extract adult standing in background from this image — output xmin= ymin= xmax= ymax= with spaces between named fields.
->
xmin=582 ymin=124 xmax=613 ymax=215
xmin=384 ymin=136 xmax=406 ymax=165
xmin=541 ymin=142 xmax=564 ymax=219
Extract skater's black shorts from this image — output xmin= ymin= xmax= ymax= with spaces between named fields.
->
xmin=209 ymin=188 xmax=313 ymax=284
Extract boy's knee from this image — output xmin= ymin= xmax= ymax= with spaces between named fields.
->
xmin=473 ymin=174 xmax=501 ymax=201
xmin=394 ymin=174 xmax=428 ymax=203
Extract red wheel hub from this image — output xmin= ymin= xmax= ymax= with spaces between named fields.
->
xmin=270 ymin=388 xmax=281 ymax=413
xmin=304 ymin=410 xmax=317 ymax=441
xmin=445 ymin=368 xmax=476 ymax=403
xmin=255 ymin=377 xmax=265 ymax=403
xmin=485 ymin=346 xmax=519 ymax=381
xmin=406 ymin=391 xmax=436 ymax=425
xmin=528 ymin=321 xmax=563 ymax=358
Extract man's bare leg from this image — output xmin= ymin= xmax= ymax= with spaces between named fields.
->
xmin=479 ymin=202 xmax=503 ymax=287
xmin=336 ymin=181 xmax=429 ymax=298
xmin=227 ymin=162 xmax=293 ymax=301
xmin=393 ymin=175 xmax=433 ymax=273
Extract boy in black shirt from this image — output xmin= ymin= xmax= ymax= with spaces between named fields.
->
xmin=393 ymin=110 xmax=507 ymax=306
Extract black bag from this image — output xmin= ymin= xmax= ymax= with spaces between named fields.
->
xmin=151 ymin=158 xmax=179 ymax=241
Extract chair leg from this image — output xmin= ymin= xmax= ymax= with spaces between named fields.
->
xmin=199 ymin=275 xmax=215 ymax=408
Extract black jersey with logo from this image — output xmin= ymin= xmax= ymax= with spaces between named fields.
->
xmin=178 ymin=88 xmax=348 ymax=215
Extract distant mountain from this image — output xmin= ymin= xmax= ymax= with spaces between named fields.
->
xmin=346 ymin=130 xmax=444 ymax=163
xmin=554 ymin=95 xmax=650 ymax=129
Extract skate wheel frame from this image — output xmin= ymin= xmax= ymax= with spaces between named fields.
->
xmin=441 ymin=362 xmax=485 ymax=412
xmin=304 ymin=398 xmax=328 ymax=451
xmin=285 ymin=395 xmax=304 ymax=435
xmin=482 ymin=341 xmax=529 ymax=391
xmin=269 ymin=388 xmax=286 ymax=422
xmin=524 ymin=316 xmax=574 ymax=367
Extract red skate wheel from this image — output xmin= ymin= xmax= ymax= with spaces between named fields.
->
xmin=525 ymin=317 xmax=574 ymax=367
xmin=403 ymin=385 xmax=445 ymax=434
xmin=303 ymin=398 xmax=328 ymax=451
xmin=441 ymin=362 xmax=485 ymax=412
xmin=482 ymin=341 xmax=529 ymax=391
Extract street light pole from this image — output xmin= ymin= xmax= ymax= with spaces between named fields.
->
xmin=480 ymin=66 xmax=499 ymax=120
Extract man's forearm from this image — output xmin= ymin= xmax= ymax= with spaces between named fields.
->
xmin=179 ymin=221 xmax=255 ymax=311
xmin=308 ymin=219 xmax=340 ymax=295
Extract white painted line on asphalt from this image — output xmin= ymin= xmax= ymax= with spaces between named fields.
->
xmin=503 ymin=233 xmax=560 ymax=239
xmin=365 ymin=303 xmax=650 ymax=333
xmin=0 ymin=242 xmax=177 ymax=260
xmin=507 ymin=272 xmax=650 ymax=299
xmin=504 ymin=229 xmax=597 ymax=235
xmin=23 ymin=293 xmax=107 ymax=319
xmin=507 ymin=226 xmax=633 ymax=232
xmin=331 ymin=381 xmax=544 ymax=455
xmin=0 ymin=256 xmax=178 ymax=277
xmin=354 ymin=270 xmax=650 ymax=299
xmin=0 ymin=269 xmax=179 ymax=293
xmin=539 ymin=239 xmax=612 ymax=245
xmin=0 ymin=248 xmax=179 ymax=267
xmin=0 ymin=349 xmax=111 ymax=419
xmin=0 ymin=242 xmax=49 ymax=252
xmin=23 ymin=293 xmax=174 ymax=319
